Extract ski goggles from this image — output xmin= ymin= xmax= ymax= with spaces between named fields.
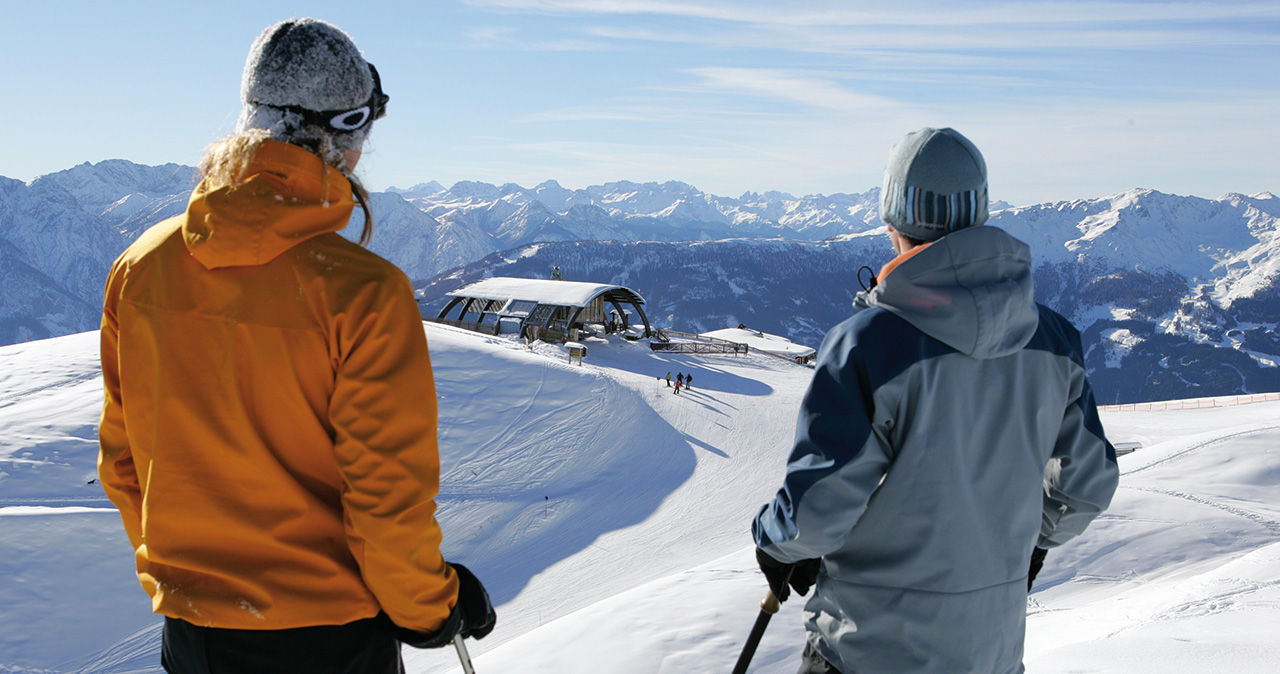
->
xmin=254 ymin=62 xmax=389 ymax=133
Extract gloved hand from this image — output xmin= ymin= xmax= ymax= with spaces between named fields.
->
xmin=1027 ymin=547 xmax=1048 ymax=591
xmin=452 ymin=562 xmax=496 ymax=639
xmin=755 ymin=548 xmax=821 ymax=602
xmin=396 ymin=562 xmax=497 ymax=648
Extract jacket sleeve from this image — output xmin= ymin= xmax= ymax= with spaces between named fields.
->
xmin=97 ymin=260 xmax=144 ymax=551
xmin=1039 ymin=328 xmax=1120 ymax=548
xmin=329 ymin=269 xmax=459 ymax=633
xmin=752 ymin=322 xmax=893 ymax=562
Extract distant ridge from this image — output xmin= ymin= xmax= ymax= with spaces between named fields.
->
xmin=2 ymin=159 xmax=1278 ymax=402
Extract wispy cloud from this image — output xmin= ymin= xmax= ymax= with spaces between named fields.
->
xmin=585 ymin=19 xmax=1280 ymax=57
xmin=468 ymin=1 xmax=1280 ymax=53
xmin=457 ymin=82 xmax=1280 ymax=203
xmin=516 ymin=101 xmax=780 ymax=124
xmin=512 ymin=68 xmax=912 ymax=127
xmin=466 ymin=0 xmax=1280 ymax=27
xmin=465 ymin=24 xmax=620 ymax=51
xmin=688 ymin=67 xmax=905 ymax=113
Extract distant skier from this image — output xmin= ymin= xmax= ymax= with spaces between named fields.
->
xmin=97 ymin=19 xmax=494 ymax=674
xmin=666 ymin=371 xmax=672 ymax=387
xmin=751 ymin=128 xmax=1119 ymax=674
xmin=684 ymin=373 xmax=693 ymax=390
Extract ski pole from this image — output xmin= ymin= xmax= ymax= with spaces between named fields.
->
xmin=731 ymin=567 xmax=793 ymax=674
xmin=454 ymin=634 xmax=477 ymax=674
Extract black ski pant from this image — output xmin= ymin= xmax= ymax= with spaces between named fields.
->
xmin=161 ymin=615 xmax=404 ymax=674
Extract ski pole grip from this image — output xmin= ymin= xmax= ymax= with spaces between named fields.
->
xmin=761 ymin=563 xmax=795 ymax=613
xmin=761 ymin=590 xmax=781 ymax=614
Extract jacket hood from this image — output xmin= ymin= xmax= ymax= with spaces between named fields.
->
xmin=183 ymin=140 xmax=355 ymax=269
xmin=855 ymin=226 xmax=1038 ymax=359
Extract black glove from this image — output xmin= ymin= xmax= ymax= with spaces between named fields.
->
xmin=396 ymin=562 xmax=497 ymax=648
xmin=1027 ymin=547 xmax=1048 ymax=591
xmin=756 ymin=548 xmax=821 ymax=602
xmin=452 ymin=562 xmax=497 ymax=639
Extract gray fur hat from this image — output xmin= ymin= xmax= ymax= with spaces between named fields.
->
xmin=236 ymin=18 xmax=386 ymax=153
xmin=880 ymin=127 xmax=988 ymax=242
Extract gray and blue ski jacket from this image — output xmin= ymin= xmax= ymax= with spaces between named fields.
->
xmin=753 ymin=225 xmax=1119 ymax=674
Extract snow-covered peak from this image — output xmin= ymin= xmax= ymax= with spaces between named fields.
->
xmin=27 ymin=159 xmax=196 ymax=213
xmin=531 ymin=179 xmax=574 ymax=211
xmin=992 ymin=188 xmax=1280 ymax=283
xmin=447 ymin=180 xmax=504 ymax=199
xmin=386 ymin=181 xmax=446 ymax=197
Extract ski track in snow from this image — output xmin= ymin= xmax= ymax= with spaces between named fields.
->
xmin=1120 ymin=423 xmax=1280 ymax=476
xmin=1021 ymin=415 xmax=1280 ymax=674
xmin=1120 ymin=485 xmax=1280 ymax=536
xmin=1103 ymin=578 xmax=1280 ymax=640
xmin=0 ymin=370 xmax=102 ymax=409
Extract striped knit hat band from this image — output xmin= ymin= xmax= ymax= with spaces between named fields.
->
xmin=880 ymin=128 xmax=989 ymax=241
xmin=882 ymin=179 xmax=988 ymax=235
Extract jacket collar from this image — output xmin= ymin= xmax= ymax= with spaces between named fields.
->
xmin=876 ymin=240 xmax=934 ymax=286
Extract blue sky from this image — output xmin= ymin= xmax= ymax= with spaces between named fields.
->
xmin=1 ymin=0 xmax=1276 ymax=205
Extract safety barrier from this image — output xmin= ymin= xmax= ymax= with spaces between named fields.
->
xmin=651 ymin=340 xmax=748 ymax=355
xmin=1100 ymin=391 xmax=1280 ymax=412
xmin=651 ymin=328 xmax=811 ymax=364
xmin=650 ymin=329 xmax=748 ymax=355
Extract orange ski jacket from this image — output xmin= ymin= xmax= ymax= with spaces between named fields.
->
xmin=98 ymin=140 xmax=458 ymax=632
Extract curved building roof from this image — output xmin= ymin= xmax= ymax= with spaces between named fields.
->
xmin=447 ymin=277 xmax=647 ymax=307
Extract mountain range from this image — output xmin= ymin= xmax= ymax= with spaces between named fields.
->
xmin=1 ymin=159 xmax=1277 ymax=403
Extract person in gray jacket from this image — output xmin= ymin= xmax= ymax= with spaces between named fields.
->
xmin=752 ymin=127 xmax=1119 ymax=674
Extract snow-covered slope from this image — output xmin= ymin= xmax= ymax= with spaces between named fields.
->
xmin=2 ymin=328 xmax=1279 ymax=673
xmin=467 ymin=398 xmax=1280 ymax=674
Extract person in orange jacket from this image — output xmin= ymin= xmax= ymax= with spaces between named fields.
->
xmin=97 ymin=18 xmax=494 ymax=673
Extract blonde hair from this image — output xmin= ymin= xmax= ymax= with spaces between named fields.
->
xmin=198 ymin=130 xmax=375 ymax=247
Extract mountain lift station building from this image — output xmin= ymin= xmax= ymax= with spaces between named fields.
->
xmin=430 ymin=277 xmax=652 ymax=343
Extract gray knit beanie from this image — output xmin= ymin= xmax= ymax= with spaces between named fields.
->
xmin=236 ymin=18 xmax=386 ymax=153
xmin=880 ymin=127 xmax=988 ymax=242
